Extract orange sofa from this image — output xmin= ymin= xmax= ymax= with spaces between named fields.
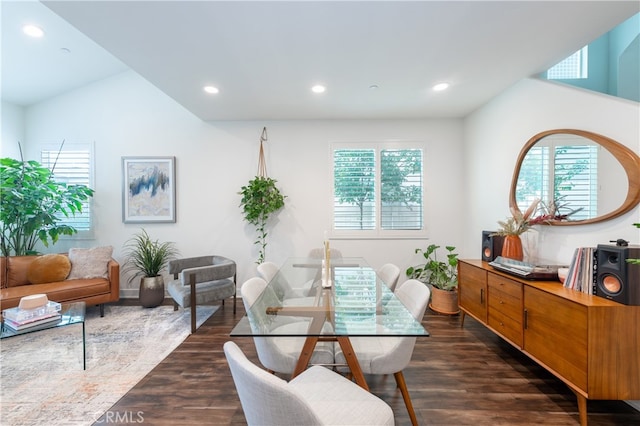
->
xmin=0 ymin=254 xmax=119 ymax=317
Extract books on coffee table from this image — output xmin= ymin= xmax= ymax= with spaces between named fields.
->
xmin=2 ymin=300 xmax=62 ymax=331
xmin=3 ymin=313 xmax=62 ymax=331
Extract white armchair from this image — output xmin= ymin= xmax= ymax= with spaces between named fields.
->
xmin=224 ymin=341 xmax=395 ymax=425
xmin=335 ymin=279 xmax=430 ymax=426
xmin=240 ymin=277 xmax=334 ymax=375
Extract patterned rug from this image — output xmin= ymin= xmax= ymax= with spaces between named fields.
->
xmin=0 ymin=304 xmax=217 ymax=426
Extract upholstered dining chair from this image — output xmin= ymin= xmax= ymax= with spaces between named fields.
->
xmin=240 ymin=277 xmax=334 ymax=375
xmin=377 ymin=263 xmax=401 ymax=292
xmin=335 ymin=279 xmax=430 ymax=426
xmin=256 ymin=261 xmax=279 ymax=283
xmin=224 ymin=341 xmax=395 ymax=426
xmin=167 ymin=255 xmax=236 ymax=333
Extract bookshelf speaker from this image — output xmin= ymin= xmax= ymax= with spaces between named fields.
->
xmin=481 ymin=231 xmax=504 ymax=262
xmin=595 ymin=244 xmax=640 ymax=305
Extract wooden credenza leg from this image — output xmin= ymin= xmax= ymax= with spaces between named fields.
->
xmin=576 ymin=393 xmax=587 ymax=426
xmin=460 ymin=311 xmax=466 ymax=328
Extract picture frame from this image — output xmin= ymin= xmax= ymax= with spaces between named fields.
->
xmin=122 ymin=156 xmax=176 ymax=223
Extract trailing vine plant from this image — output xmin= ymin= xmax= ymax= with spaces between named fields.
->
xmin=239 ymin=128 xmax=286 ymax=264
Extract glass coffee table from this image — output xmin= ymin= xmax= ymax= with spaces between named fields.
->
xmin=1 ymin=301 xmax=87 ymax=369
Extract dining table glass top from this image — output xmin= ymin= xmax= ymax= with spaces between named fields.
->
xmin=231 ymin=257 xmax=429 ymax=337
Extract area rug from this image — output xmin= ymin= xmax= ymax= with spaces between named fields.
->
xmin=0 ymin=304 xmax=217 ymax=426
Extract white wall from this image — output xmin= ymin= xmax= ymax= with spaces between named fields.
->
xmin=1 ymin=101 xmax=25 ymax=158
xmin=21 ymin=71 xmax=466 ymax=296
xmin=464 ymin=78 xmax=640 ymax=266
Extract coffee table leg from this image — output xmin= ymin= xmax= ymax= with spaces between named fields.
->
xmin=82 ymin=321 xmax=86 ymax=370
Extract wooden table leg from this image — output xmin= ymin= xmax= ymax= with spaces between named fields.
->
xmin=336 ymin=336 xmax=369 ymax=391
xmin=292 ymin=336 xmax=319 ymax=379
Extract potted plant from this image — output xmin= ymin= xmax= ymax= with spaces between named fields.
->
xmin=406 ymin=244 xmax=459 ymax=315
xmin=122 ymin=229 xmax=178 ymax=308
xmin=239 ymin=176 xmax=286 ymax=264
xmin=0 ymin=155 xmax=94 ymax=256
xmin=493 ymin=199 xmax=540 ymax=261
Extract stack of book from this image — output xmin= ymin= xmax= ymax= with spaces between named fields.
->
xmin=563 ymin=247 xmax=596 ymax=294
xmin=2 ymin=301 xmax=62 ymax=331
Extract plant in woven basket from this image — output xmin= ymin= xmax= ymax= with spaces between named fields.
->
xmin=239 ymin=128 xmax=286 ymax=264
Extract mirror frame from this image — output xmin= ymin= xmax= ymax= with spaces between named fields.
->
xmin=509 ymin=129 xmax=640 ymax=226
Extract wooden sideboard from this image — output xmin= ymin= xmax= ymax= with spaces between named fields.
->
xmin=458 ymin=259 xmax=640 ymax=426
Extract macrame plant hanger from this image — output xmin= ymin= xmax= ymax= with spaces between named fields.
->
xmin=257 ymin=127 xmax=268 ymax=178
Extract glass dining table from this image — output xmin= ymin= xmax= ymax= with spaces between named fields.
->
xmin=230 ymin=257 xmax=429 ymax=390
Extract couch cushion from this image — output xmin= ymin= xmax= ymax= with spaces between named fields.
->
xmin=27 ymin=254 xmax=71 ymax=284
xmin=6 ymin=256 xmax=39 ymax=287
xmin=68 ymin=246 xmax=113 ymax=279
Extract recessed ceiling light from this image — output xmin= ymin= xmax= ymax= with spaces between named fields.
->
xmin=23 ymin=24 xmax=44 ymax=38
xmin=369 ymin=84 xmax=379 ymax=90
xmin=311 ymin=85 xmax=326 ymax=94
xmin=203 ymin=86 xmax=219 ymax=94
xmin=432 ymin=82 xmax=450 ymax=92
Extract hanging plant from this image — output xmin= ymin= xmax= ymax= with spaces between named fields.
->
xmin=239 ymin=128 xmax=286 ymax=264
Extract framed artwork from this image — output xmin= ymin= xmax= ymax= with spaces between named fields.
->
xmin=122 ymin=156 xmax=176 ymax=223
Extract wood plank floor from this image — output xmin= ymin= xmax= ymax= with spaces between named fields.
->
xmin=95 ymin=299 xmax=640 ymax=425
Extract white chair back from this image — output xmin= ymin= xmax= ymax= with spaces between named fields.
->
xmin=395 ymin=278 xmax=431 ymax=320
xmin=223 ymin=341 xmax=322 ymax=425
xmin=377 ymin=263 xmax=401 ymax=292
xmin=257 ymin=261 xmax=279 ymax=283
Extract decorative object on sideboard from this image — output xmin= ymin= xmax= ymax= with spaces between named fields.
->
xmin=122 ymin=156 xmax=176 ymax=223
xmin=239 ymin=127 xmax=286 ymax=264
xmin=406 ymin=244 xmax=459 ymax=315
xmin=123 ymin=229 xmax=179 ymax=308
xmin=492 ymin=199 xmax=540 ymax=261
xmin=509 ymin=129 xmax=640 ymax=226
xmin=0 ymin=142 xmax=94 ymax=256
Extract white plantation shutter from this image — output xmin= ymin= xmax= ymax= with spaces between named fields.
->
xmin=553 ymin=145 xmax=598 ymax=220
xmin=41 ymin=145 xmax=93 ymax=232
xmin=332 ymin=143 xmax=424 ymax=236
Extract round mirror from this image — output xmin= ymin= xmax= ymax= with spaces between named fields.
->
xmin=509 ymin=129 xmax=640 ymax=226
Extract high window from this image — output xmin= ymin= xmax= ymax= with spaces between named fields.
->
xmin=546 ymin=46 xmax=589 ymax=79
xmin=40 ymin=143 xmax=94 ymax=235
xmin=332 ymin=143 xmax=423 ymax=237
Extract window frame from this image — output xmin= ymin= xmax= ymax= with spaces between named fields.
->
xmin=330 ymin=141 xmax=427 ymax=240
xmin=40 ymin=142 xmax=95 ymax=240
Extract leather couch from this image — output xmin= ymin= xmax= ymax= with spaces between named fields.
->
xmin=0 ymin=254 xmax=120 ymax=317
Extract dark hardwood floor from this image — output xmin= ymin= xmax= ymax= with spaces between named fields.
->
xmin=95 ymin=299 xmax=640 ymax=425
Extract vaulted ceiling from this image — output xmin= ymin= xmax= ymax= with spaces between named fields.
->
xmin=2 ymin=1 xmax=638 ymax=121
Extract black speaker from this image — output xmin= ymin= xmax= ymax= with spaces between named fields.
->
xmin=482 ymin=231 xmax=504 ymax=262
xmin=595 ymin=244 xmax=640 ymax=305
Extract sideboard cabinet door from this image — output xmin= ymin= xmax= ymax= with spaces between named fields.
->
xmin=523 ymin=286 xmax=588 ymax=392
xmin=458 ymin=261 xmax=487 ymax=323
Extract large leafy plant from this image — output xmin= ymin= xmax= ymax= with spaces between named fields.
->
xmin=122 ymin=229 xmax=178 ymax=282
xmin=0 ymin=157 xmax=94 ymax=256
xmin=406 ymin=244 xmax=458 ymax=291
xmin=239 ymin=176 xmax=286 ymax=264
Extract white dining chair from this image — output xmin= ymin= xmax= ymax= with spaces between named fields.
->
xmin=335 ymin=279 xmax=430 ymax=426
xmin=240 ymin=277 xmax=334 ymax=375
xmin=224 ymin=341 xmax=395 ymax=426
xmin=377 ymin=263 xmax=401 ymax=292
xmin=256 ymin=261 xmax=279 ymax=283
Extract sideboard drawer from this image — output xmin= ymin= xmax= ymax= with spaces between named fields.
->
xmin=488 ymin=273 xmax=523 ymax=346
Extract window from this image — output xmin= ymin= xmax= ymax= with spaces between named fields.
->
xmin=516 ymin=142 xmax=598 ymax=220
xmin=546 ymin=46 xmax=589 ymax=79
xmin=332 ymin=143 xmax=423 ymax=237
xmin=40 ymin=144 xmax=94 ymax=235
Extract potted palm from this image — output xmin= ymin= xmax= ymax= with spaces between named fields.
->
xmin=122 ymin=229 xmax=178 ymax=308
xmin=406 ymin=244 xmax=459 ymax=315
